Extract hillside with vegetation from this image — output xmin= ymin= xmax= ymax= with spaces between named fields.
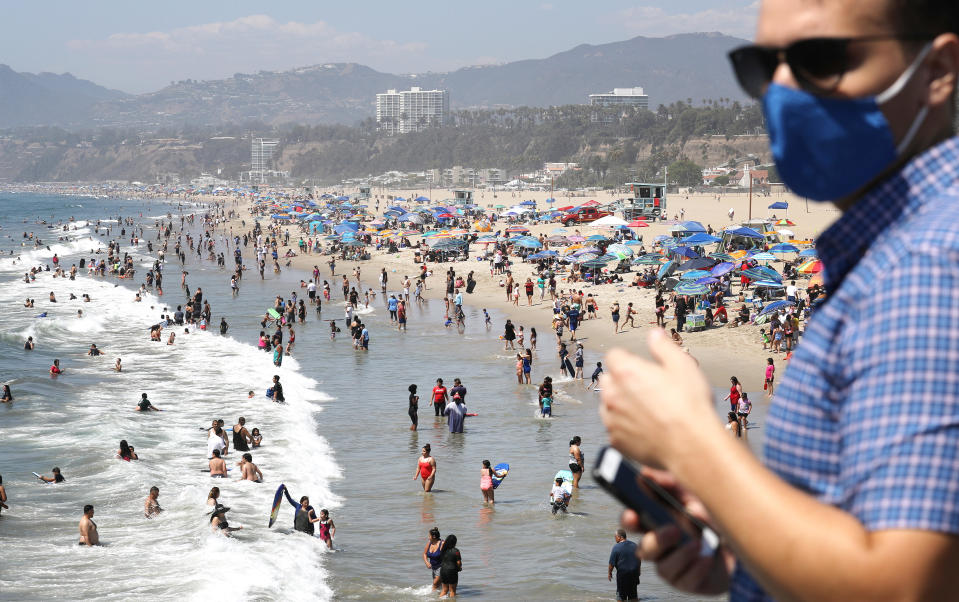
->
xmin=0 ymin=101 xmax=766 ymax=185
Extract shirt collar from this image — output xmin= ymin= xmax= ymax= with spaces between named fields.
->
xmin=816 ymin=136 xmax=959 ymax=290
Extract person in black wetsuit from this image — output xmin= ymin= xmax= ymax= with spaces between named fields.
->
xmin=283 ymin=487 xmax=319 ymax=534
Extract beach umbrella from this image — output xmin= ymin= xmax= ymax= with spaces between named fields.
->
xmin=728 ymin=250 xmax=749 ymax=260
xmin=581 ymin=258 xmax=610 ymax=269
xmin=798 ymin=259 xmax=823 ymax=274
xmin=335 ymin=195 xmax=350 ymax=201
xmin=750 ymin=252 xmax=777 ymax=261
xmin=775 ymin=219 xmax=796 ymax=226
xmin=727 ymin=226 xmax=765 ymax=239
xmin=711 ymin=262 xmax=735 ymax=277
xmin=586 ymin=234 xmax=609 ymax=242
xmin=623 ymin=240 xmax=643 ymax=246
xmin=415 ymin=196 xmax=430 ymax=202
xmin=759 ymin=300 xmax=795 ymax=317
xmin=769 ymin=243 xmax=800 ymax=254
xmin=671 ymin=246 xmax=699 ymax=259
xmin=520 ymin=200 xmax=537 ymax=206
xmin=680 ymin=270 xmax=712 ymax=281
xmin=607 ymin=243 xmax=635 ymax=258
xmin=566 ymin=235 xmax=586 ymax=243
xmin=674 ymin=282 xmax=709 ymax=296
xmin=752 ymin=280 xmax=786 ymax=289
xmin=592 ymin=215 xmax=628 ymax=227
xmin=505 ymin=225 xmax=530 ymax=233
xmin=677 ymin=257 xmax=717 ymax=271
xmin=514 ymin=238 xmax=543 ymax=249
xmin=681 ymin=233 xmax=721 ymax=245
xmin=696 ymin=277 xmax=720 ymax=285
xmin=573 ymin=247 xmax=601 ymax=256
xmin=676 ymin=221 xmax=707 ymax=233
xmin=657 ymin=260 xmax=677 ymax=280
xmin=809 ymin=272 xmax=824 ymax=288
xmin=775 ymin=228 xmax=795 ymax=239
xmin=768 ymin=201 xmax=789 ymax=210
xmin=342 ymin=239 xmax=366 ymax=247
xmin=633 ymin=254 xmax=666 ymax=265
xmin=798 ymin=248 xmax=818 ymax=257
xmin=493 ymin=204 xmax=506 ymax=209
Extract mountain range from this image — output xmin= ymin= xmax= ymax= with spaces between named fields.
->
xmin=0 ymin=32 xmax=750 ymax=130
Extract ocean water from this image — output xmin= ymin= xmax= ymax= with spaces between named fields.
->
xmin=0 ymin=193 xmax=763 ymax=600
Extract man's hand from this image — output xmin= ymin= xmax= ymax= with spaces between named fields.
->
xmin=621 ymin=468 xmax=734 ymax=595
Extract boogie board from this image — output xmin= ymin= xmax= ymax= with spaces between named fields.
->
xmin=554 ymin=470 xmax=574 ymax=496
xmin=268 ymin=484 xmax=286 ymax=528
xmin=32 ymin=471 xmax=47 ymax=483
xmin=492 ymin=463 xmax=509 ymax=489
xmin=267 ymin=308 xmax=281 ymax=320
xmin=564 ymin=358 xmax=575 ymax=376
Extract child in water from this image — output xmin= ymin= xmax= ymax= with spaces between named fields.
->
xmin=444 ymin=315 xmax=453 ymax=328
xmin=483 ymin=308 xmax=491 ymax=327
xmin=541 ymin=396 xmax=552 ymax=418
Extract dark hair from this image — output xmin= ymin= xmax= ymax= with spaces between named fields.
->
xmin=889 ymin=1 xmax=959 ymax=41
xmin=150 ymin=486 xmax=159 ymax=495
xmin=444 ymin=534 xmax=458 ymax=549
xmin=767 ymin=357 xmax=774 ymax=365
xmin=483 ymin=460 xmax=491 ymax=468
xmin=208 ymin=487 xmax=219 ymax=499
xmin=212 ymin=449 xmax=221 ymax=457
xmin=119 ymin=440 xmax=132 ymax=459
xmin=728 ymin=411 xmax=738 ymax=421
xmin=300 ymin=496 xmax=309 ymax=504
xmin=570 ymin=436 xmax=581 ymax=445
xmin=409 ymin=384 xmax=417 ymax=393
xmin=423 ymin=444 xmax=431 ymax=453
xmin=53 ymin=466 xmax=61 ymax=473
xmin=429 ymin=527 xmax=441 ymax=539
xmin=83 ymin=504 xmax=93 ymax=514
xmin=730 ymin=376 xmax=739 ymax=385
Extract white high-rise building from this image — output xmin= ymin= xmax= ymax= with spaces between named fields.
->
xmin=588 ymin=87 xmax=649 ymax=110
xmin=376 ymin=87 xmax=449 ymax=135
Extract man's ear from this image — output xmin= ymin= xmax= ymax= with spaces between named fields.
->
xmin=926 ymin=33 xmax=959 ymax=109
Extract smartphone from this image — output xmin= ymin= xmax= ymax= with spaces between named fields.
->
xmin=593 ymin=446 xmax=719 ymax=557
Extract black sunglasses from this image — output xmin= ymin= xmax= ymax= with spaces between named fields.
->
xmin=728 ymin=34 xmax=934 ymax=98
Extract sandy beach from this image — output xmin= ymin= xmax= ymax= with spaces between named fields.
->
xmin=235 ymin=187 xmax=840 ymax=394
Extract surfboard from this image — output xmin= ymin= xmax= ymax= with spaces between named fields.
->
xmin=32 ymin=471 xmax=47 ymax=483
xmin=267 ymin=308 xmax=281 ymax=320
xmin=268 ymin=484 xmax=286 ymax=528
xmin=564 ymin=358 xmax=575 ymax=376
xmin=492 ymin=463 xmax=509 ymax=489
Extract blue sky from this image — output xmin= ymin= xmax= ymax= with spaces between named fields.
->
xmin=1 ymin=1 xmax=758 ymax=93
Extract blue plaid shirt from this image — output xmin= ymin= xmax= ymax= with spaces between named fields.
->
xmin=732 ymin=137 xmax=959 ymax=600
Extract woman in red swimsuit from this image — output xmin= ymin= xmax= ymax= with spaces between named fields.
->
xmin=723 ymin=376 xmax=743 ymax=413
xmin=413 ymin=444 xmax=436 ymax=492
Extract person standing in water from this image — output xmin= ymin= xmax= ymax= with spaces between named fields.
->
xmin=233 ymin=417 xmax=252 ymax=452
xmin=317 ymin=509 xmax=335 ymax=549
xmin=430 ymin=378 xmax=448 ymax=417
xmin=144 ymin=486 xmax=162 ymax=518
xmin=0 ymin=475 xmax=7 ymax=514
xmin=282 ymin=487 xmax=319 ymax=535
xmin=414 ymin=444 xmax=436 ymax=492
xmin=479 ymin=460 xmax=506 ymax=504
xmin=568 ymin=436 xmax=584 ymax=489
xmin=408 ymin=384 xmax=419 ymax=431
xmin=438 ymin=534 xmax=462 ymax=599
xmin=79 ymin=505 xmax=99 ymax=546
xmin=423 ymin=527 xmax=444 ymax=592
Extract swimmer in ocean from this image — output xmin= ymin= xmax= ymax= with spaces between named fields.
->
xmin=79 ymin=505 xmax=99 ymax=546
xmin=238 ymin=453 xmax=263 ymax=482
xmin=39 ymin=467 xmax=65 ymax=483
xmin=209 ymin=449 xmax=227 ymax=477
xmin=144 ymin=486 xmax=162 ymax=518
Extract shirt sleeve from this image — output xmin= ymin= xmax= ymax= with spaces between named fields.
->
xmin=842 ymin=251 xmax=959 ymax=533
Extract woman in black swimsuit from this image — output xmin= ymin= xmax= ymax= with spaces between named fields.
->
xmin=408 ymin=384 xmax=419 ymax=431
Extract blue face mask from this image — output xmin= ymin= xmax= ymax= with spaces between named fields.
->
xmin=762 ymin=44 xmax=932 ymax=202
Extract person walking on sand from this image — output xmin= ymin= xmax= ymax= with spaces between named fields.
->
xmin=610 ymin=302 xmax=621 ymax=334
xmin=414 ymin=444 xmax=437 ymax=492
xmin=765 ymin=357 xmax=776 ymax=398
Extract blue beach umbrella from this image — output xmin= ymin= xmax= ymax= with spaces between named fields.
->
xmin=798 ymin=248 xmax=818 ymax=257
xmin=680 ymin=270 xmax=712 ymax=281
xmin=657 ymin=260 xmax=677 ymax=280
xmin=675 ymin=282 xmax=709 ymax=295
xmin=759 ymin=300 xmax=795 ymax=316
xmin=711 ymin=262 xmax=735 ymax=277
xmin=769 ymin=243 xmax=800 ymax=254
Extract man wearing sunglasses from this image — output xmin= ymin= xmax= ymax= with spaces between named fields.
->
xmin=598 ymin=1 xmax=959 ymax=601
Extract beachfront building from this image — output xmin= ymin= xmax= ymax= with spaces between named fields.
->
xmin=588 ymin=87 xmax=649 ymax=109
xmin=376 ymin=87 xmax=450 ymax=135
xmin=588 ymin=87 xmax=649 ymax=124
